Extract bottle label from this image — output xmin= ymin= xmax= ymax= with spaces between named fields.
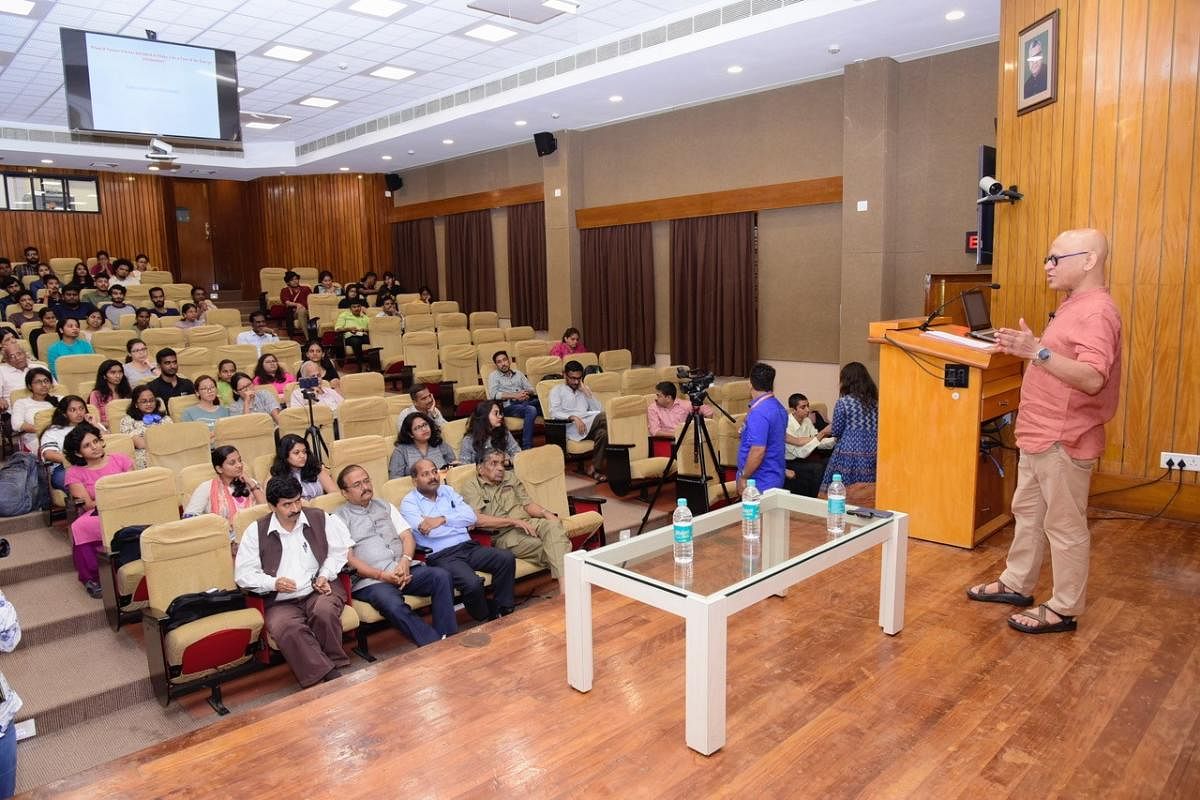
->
xmin=742 ymin=503 xmax=759 ymax=522
xmin=829 ymin=497 xmax=846 ymax=516
xmin=673 ymin=523 xmax=692 ymax=543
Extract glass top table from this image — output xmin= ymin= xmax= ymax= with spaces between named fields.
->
xmin=564 ymin=490 xmax=908 ymax=755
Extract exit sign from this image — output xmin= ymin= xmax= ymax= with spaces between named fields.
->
xmin=965 ymin=231 xmax=979 ymax=253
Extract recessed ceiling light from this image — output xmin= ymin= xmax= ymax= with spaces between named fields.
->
xmin=514 ymin=120 xmax=527 ymax=127
xmin=726 ymin=65 xmax=743 ymax=74
xmin=381 ymin=155 xmax=393 ymax=160
xmin=147 ymin=165 xmax=160 ymax=172
xmin=349 ymin=0 xmax=407 ymax=17
xmin=40 ymin=159 xmax=53 ymax=164
xmin=299 ymin=96 xmax=339 ymax=108
xmin=371 ymin=65 xmax=416 ymax=81
xmin=407 ymin=149 xmax=415 ymax=155
xmin=0 ymin=1 xmax=35 ymax=16
xmin=339 ymin=167 xmax=350 ymax=171
xmin=609 ymin=95 xmax=623 ymax=103
xmin=464 ymin=23 xmax=518 ymax=43
xmin=542 ymin=0 xmax=579 ymax=13
xmin=245 ymin=121 xmax=280 ymax=130
xmin=263 ymin=45 xmax=313 ymax=62
xmin=945 ymin=10 xmax=965 ymax=21
xmin=442 ymin=138 xmax=454 ymax=145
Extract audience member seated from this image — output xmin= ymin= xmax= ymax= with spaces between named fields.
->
xmin=120 ymin=385 xmax=174 ymax=469
xmin=237 ymin=311 xmax=280 ymax=356
xmin=47 ymin=318 xmax=95 ymax=378
xmin=235 ymin=475 xmax=351 ymax=687
xmin=79 ymin=274 xmax=109 ymax=308
xmin=148 ymin=286 xmax=179 ymax=318
xmin=359 ymin=272 xmax=379 ymax=296
xmin=820 ymin=362 xmax=879 ymax=493
xmin=646 ymin=381 xmax=713 ymax=437
xmin=174 ymin=304 xmax=204 ymax=330
xmin=26 ymin=263 xmax=52 ymax=297
xmin=109 ymin=259 xmax=139 ymax=287
xmin=549 ymin=360 xmax=609 ymax=481
xmin=0 ymin=340 xmax=45 ymax=412
xmin=396 ymin=384 xmax=446 ymax=432
xmin=272 ymin=270 xmax=311 ymax=333
xmin=216 ymin=359 xmax=237 ymax=405
xmin=88 ymin=250 xmax=112 ymax=278
xmin=336 ymin=464 xmax=456 ymax=645
xmin=0 ymin=278 xmax=21 ymax=319
xmin=253 ymin=354 xmax=294 ymax=402
xmin=37 ymin=276 xmax=64 ymax=307
xmin=51 ymin=284 xmax=96 ymax=322
xmin=190 ymin=287 xmax=218 ymax=321
xmin=186 ymin=445 xmax=268 ymax=534
xmin=0 ymin=256 xmax=10 ymax=279
xmin=134 ymin=253 xmax=153 ymax=273
xmin=63 ymin=422 xmax=134 ymax=598
xmin=103 ymin=285 xmax=135 ymax=327
xmin=376 ymin=272 xmax=401 ymax=301
xmin=487 ymin=349 xmax=540 ymax=450
xmin=334 ymin=296 xmax=372 ymax=363
xmin=147 ymin=348 xmax=195 ymax=405
xmin=70 ymin=261 xmax=92 ymax=287
xmin=315 ymin=270 xmax=341 ymax=296
xmin=27 ymin=308 xmax=58 ymax=361
xmin=461 ymin=451 xmax=571 ymax=592
xmin=549 ymin=326 xmax=588 ymax=359
xmin=389 ymin=411 xmax=458 ymax=479
xmin=132 ymin=308 xmax=154 ymax=334
xmin=11 ymin=368 xmax=58 ymax=452
xmin=122 ymin=339 xmax=159 ymax=385
xmin=375 ymin=295 xmax=401 ymax=318
xmin=8 ymin=291 xmax=39 ymax=327
xmin=337 ymin=283 xmax=366 ymax=310
xmin=16 ymin=247 xmax=41 ymax=278
xmin=303 ymin=341 xmax=341 ymax=391
xmin=288 ymin=361 xmax=344 ymax=412
xmin=39 ymin=395 xmax=100 ymax=490
xmin=270 ymin=434 xmax=337 ymax=500
xmin=400 ymin=459 xmax=515 ymax=621
xmin=180 ymin=375 xmax=231 ymax=435
xmin=81 ymin=309 xmax=110 ymax=342
xmin=417 ymin=285 xmax=434 ymax=304
xmin=232 ymin=371 xmax=282 ymax=424
xmin=459 ymin=400 xmax=521 ymax=464
xmin=784 ymin=392 xmax=835 ymax=498
xmin=87 ymin=359 xmax=132 ymax=428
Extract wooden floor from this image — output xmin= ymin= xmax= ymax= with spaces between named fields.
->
xmin=29 ymin=512 xmax=1200 ymax=799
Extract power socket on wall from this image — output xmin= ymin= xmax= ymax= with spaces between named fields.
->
xmin=1160 ymin=452 xmax=1200 ymax=472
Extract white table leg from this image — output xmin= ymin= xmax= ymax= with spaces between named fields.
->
xmin=684 ymin=597 xmax=727 ymax=755
xmin=565 ymin=552 xmax=593 ymax=691
xmin=762 ymin=505 xmax=789 ymax=597
xmin=878 ymin=514 xmax=908 ymax=635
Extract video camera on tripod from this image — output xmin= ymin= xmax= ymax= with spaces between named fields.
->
xmin=676 ymin=367 xmax=716 ymax=405
xmin=297 ymin=374 xmax=321 ymax=400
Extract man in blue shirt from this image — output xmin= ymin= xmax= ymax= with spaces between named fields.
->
xmin=736 ymin=362 xmax=788 ymax=492
xmin=400 ymin=459 xmax=516 ymax=621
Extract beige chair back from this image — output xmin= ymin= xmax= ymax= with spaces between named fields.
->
xmin=445 ymin=464 xmax=475 ymax=494
xmin=658 ymin=365 xmax=689 ymax=388
xmin=380 ymin=477 xmax=414 ymax=507
xmin=277 ymin=404 xmax=334 ymax=442
xmin=441 ymin=417 xmax=468 ymax=454
xmin=513 ymin=446 xmax=573 ymax=518
xmin=391 ymin=293 xmax=420 ymax=305
xmin=367 ymin=315 xmax=404 ymax=369
xmin=91 ymin=330 xmax=134 ymax=361
xmin=141 ymin=515 xmax=242 ymax=614
xmin=337 ymin=397 xmax=392 ymax=439
xmin=401 ymin=302 xmax=431 ymax=318
xmin=385 ymin=395 xmax=413 ymax=418
xmin=599 ymin=349 xmax=632 ymax=372
xmin=294 ymin=268 xmax=319 ymax=286
xmin=164 ymin=284 xmax=193 ymax=303
xmin=179 ymin=463 xmax=215 ymax=507
xmin=505 ymin=326 xmax=535 ymax=342
xmin=124 ymin=286 xmax=151 ymax=306
xmin=606 ymin=395 xmax=653 ymax=461
xmin=435 ymin=312 xmax=467 ymax=331
xmin=167 ymin=394 xmax=200 ymax=420
xmin=402 ymin=331 xmax=440 ymax=373
xmin=213 ymin=413 xmax=277 ymax=469
xmin=584 ymin=371 xmax=622 ymax=408
xmin=721 ymin=380 xmax=752 ymax=411
xmin=717 ymin=412 xmax=746 ymax=466
xmin=535 ymin=379 xmax=562 ymax=423
xmin=437 ymin=328 xmax=471 ymax=348
xmin=468 ymin=311 xmax=499 ymax=331
xmin=49 ymin=257 xmax=79 ymax=280
xmin=328 ymin=435 xmax=391 ymax=490
xmin=472 ymin=328 xmax=505 ymax=347
xmin=215 ymin=344 xmax=257 ymax=374
xmin=55 ymin=354 xmax=107 ymax=398
xmin=139 ymin=271 xmax=172 ymax=286
xmin=252 ymin=453 xmax=275 ymax=485
xmin=573 ymin=352 xmax=599 ymax=371
xmin=525 ymin=355 xmax=563 ymax=385
xmin=147 ymin=420 xmax=211 ymax=476
xmin=175 ymin=346 xmax=214 ymax=380
xmin=231 ymin=504 xmax=271 ymax=544
xmin=262 ymin=340 xmax=301 ymax=375
xmin=259 ymin=269 xmax=287 ymax=303
xmin=514 ymin=339 xmax=551 ymax=374
xmin=205 ymin=308 xmax=242 ymax=329
xmin=102 ymin=432 xmax=137 ymax=460
xmin=182 ymin=325 xmax=226 ymax=350
xmin=308 ymin=294 xmax=340 ymax=335
xmin=306 ymin=493 xmax=345 ymax=514
xmin=339 ymin=372 xmax=384 ymax=399
xmin=95 ymin=467 xmax=180 ymax=547
xmin=105 ymin=398 xmax=131 ymax=427
xmin=440 ymin=344 xmax=481 ymax=386
xmin=142 ymin=328 xmax=186 ymax=350
xmin=404 ymin=314 xmax=435 ymax=333
xmin=621 ymin=367 xmax=659 ymax=396
xmin=429 ymin=300 xmax=459 ymax=315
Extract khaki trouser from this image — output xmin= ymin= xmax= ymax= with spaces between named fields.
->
xmin=493 ymin=517 xmax=571 ymax=579
xmin=999 ymin=443 xmax=1097 ymax=617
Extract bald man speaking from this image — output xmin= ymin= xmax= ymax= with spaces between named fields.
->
xmin=968 ymin=228 xmax=1122 ymax=635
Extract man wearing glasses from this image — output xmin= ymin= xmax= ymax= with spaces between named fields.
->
xmin=967 ymin=228 xmax=1122 ymax=635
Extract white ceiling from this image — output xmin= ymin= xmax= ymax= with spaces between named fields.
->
xmin=0 ymin=0 xmax=1000 ymax=179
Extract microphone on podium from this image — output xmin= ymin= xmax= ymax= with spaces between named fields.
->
xmin=918 ymin=283 xmax=1001 ymax=331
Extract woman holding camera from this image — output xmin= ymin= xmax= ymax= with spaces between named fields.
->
xmin=184 ymin=445 xmax=266 ymax=535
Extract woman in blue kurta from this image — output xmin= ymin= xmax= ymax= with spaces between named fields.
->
xmin=820 ymin=361 xmax=879 ymax=492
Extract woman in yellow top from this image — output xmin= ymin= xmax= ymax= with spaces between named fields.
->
xmin=335 ymin=297 xmax=372 ymax=369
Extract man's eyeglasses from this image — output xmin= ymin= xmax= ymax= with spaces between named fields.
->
xmin=1044 ymin=251 xmax=1088 ymax=267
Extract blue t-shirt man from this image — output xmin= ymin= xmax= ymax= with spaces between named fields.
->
xmin=736 ymin=366 xmax=789 ymax=491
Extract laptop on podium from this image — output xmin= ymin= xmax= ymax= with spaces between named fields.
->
xmin=961 ymin=289 xmax=998 ymax=342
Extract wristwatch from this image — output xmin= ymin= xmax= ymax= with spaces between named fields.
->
xmin=1034 ymin=346 xmax=1051 ymax=365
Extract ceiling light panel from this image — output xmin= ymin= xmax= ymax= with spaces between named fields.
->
xmin=263 ymin=44 xmax=313 ymax=62
xmin=299 ymin=96 xmax=340 ymax=108
xmin=463 ymin=24 xmax=519 ymax=43
xmin=370 ymin=65 xmax=416 ymax=80
xmin=349 ymin=0 xmax=408 ymax=17
xmin=0 ymin=1 xmax=36 ymax=17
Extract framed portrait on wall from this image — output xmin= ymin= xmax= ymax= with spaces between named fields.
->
xmin=1018 ymin=10 xmax=1059 ymax=114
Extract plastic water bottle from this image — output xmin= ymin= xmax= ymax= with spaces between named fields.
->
xmin=741 ymin=478 xmax=761 ymax=541
xmin=827 ymin=473 xmax=846 ymax=536
xmin=742 ymin=535 xmax=761 ymax=578
xmin=672 ymin=498 xmax=693 ymax=564
xmin=618 ymin=528 xmax=632 ymax=542
xmin=674 ymin=561 xmax=694 ymax=591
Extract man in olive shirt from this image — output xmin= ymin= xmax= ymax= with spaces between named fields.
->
xmin=460 ymin=451 xmax=571 ymax=590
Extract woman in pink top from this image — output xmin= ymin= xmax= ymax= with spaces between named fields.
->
xmin=252 ymin=353 xmax=294 ymax=401
xmin=549 ymin=327 xmax=588 ymax=359
xmin=63 ymin=422 xmax=134 ymax=598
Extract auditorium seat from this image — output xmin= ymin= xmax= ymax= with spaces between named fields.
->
xmin=673 ymin=423 xmax=738 ymax=513
xmin=262 ymin=340 xmax=301 ymax=375
xmin=403 ymin=314 xmax=435 ymax=333
xmin=176 ymin=346 xmax=215 ymax=381
xmin=204 ymin=309 xmax=242 ymax=329
xmin=401 ymin=301 xmax=432 ymax=318
xmin=430 ymin=300 xmax=459 ymax=315
xmin=328 ymin=435 xmax=391 ymax=490
xmin=598 ymin=349 xmax=632 ymax=373
xmin=436 ymin=328 xmax=472 ymax=348
xmin=401 ymin=332 xmax=443 ymax=383
xmin=440 ymin=344 xmax=487 ymax=411
xmin=583 ymin=371 xmax=621 ymax=408
xmin=658 ymin=364 xmax=690 ymax=389
xmin=146 ymin=421 xmax=211 ymax=486
xmin=435 ymin=312 xmax=468 ymax=333
xmin=440 ymin=417 xmax=469 ymax=455
xmin=139 ymin=270 xmax=173 ymax=286
xmin=367 ymin=316 xmax=406 ymax=377
xmin=505 ymin=326 xmax=534 ymax=342
xmin=178 ymin=325 xmax=222 ymax=350
xmin=472 ymin=327 xmax=505 ymax=348
xmin=337 ymin=398 xmax=393 ymax=440
xmin=339 ymin=372 xmax=384 ymax=400
xmin=524 ymin=355 xmax=563 ymax=385
xmin=164 ymin=284 xmax=193 ymax=304
xmin=101 ymin=433 xmax=137 ymax=461
xmin=537 ymin=378 xmax=596 ymax=470
xmin=178 ymin=463 xmax=215 ymax=508
xmin=215 ymin=345 xmax=257 ymax=376
xmin=214 ymin=413 xmax=277 ymax=469
xmin=620 ymin=367 xmax=658 ymax=396
xmin=574 ymin=352 xmax=599 ymax=371
xmin=513 ymin=445 xmax=607 ymax=550
xmin=90 ymin=330 xmax=132 ymax=361
xmin=167 ymin=394 xmax=200 ymax=421
xmin=308 ymin=294 xmax=341 ymax=337
xmin=469 ymin=311 xmax=499 ymax=331
xmin=277 ymin=404 xmax=334 ymax=444
xmin=604 ymin=394 xmax=674 ymax=499
xmin=514 ymin=339 xmax=551 ymax=374
xmin=55 ymin=354 xmax=106 ymax=398
xmin=141 ymin=514 xmax=265 ymax=715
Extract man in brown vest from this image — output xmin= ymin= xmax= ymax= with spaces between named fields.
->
xmin=235 ymin=475 xmax=353 ymax=687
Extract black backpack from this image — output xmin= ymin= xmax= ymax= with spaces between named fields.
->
xmin=0 ymin=453 xmax=47 ymax=517
xmin=164 ymin=589 xmax=247 ymax=634
xmin=110 ymin=525 xmax=150 ymax=570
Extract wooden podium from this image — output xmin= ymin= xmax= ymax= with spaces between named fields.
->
xmin=870 ymin=318 xmax=1022 ymax=548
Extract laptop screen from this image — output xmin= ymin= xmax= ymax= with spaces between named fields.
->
xmin=961 ymin=289 xmax=992 ymax=332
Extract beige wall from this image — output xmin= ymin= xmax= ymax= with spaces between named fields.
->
xmin=390 ymin=144 xmax=542 ymax=204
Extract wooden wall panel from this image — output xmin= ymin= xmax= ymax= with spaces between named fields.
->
xmin=0 ymin=167 xmax=171 ymax=268
xmin=244 ymin=173 xmax=394 ymax=290
xmin=994 ymin=0 xmax=1200 ymax=518
xmin=388 ymin=183 xmax=544 ymax=223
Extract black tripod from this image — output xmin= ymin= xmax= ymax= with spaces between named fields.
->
xmin=636 ymin=393 xmax=736 ymax=536
xmin=302 ymin=390 xmax=329 ymax=464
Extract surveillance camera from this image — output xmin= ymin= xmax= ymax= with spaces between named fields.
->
xmin=980 ymin=176 xmax=1003 ymax=196
xmin=145 ymin=29 xmax=157 ymax=41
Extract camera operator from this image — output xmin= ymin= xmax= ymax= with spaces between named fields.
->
xmin=647 ymin=381 xmax=713 ymax=437
xmin=288 ymin=361 xmax=344 ymax=412
xmin=736 ymin=362 xmax=788 ymax=493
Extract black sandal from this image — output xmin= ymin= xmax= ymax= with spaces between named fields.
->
xmin=966 ymin=580 xmax=1035 ymax=607
xmin=1007 ymin=604 xmax=1077 ymax=634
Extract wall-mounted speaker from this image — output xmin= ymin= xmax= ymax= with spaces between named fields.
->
xmin=533 ymin=131 xmax=557 ymax=157
xmin=384 ymin=173 xmax=404 ymax=191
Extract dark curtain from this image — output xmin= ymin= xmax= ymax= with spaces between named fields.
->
xmin=580 ymin=222 xmax=655 ymax=365
xmin=670 ymin=212 xmax=757 ymax=377
xmin=390 ymin=218 xmax=438 ymax=294
xmin=445 ymin=209 xmax=496 ymax=314
xmin=506 ymin=202 xmax=548 ymax=330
